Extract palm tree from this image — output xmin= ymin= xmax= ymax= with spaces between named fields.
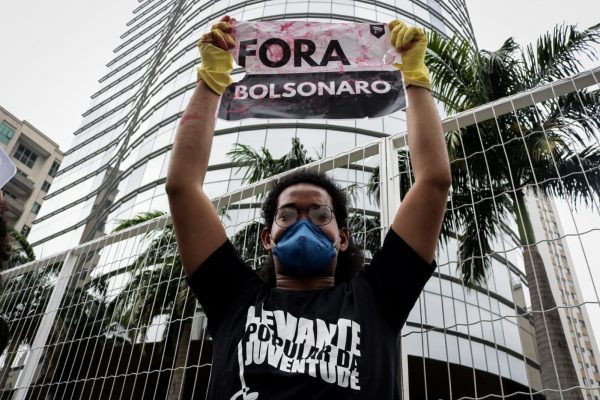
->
xmin=1 ymin=223 xmax=121 ymax=395
xmin=0 ymin=263 xmax=58 ymax=390
xmin=6 ymin=228 xmax=36 ymax=268
xmin=105 ymin=211 xmax=196 ymax=399
xmin=231 ymin=220 xmax=268 ymax=270
xmin=0 ymin=227 xmax=36 ymax=375
xmin=0 ymin=214 xmax=198 ymax=397
xmin=0 ymin=260 xmax=109 ymax=394
xmin=228 ymin=136 xmax=316 ymax=184
xmin=0 ymin=227 xmax=39 ymax=390
xmin=425 ymin=23 xmax=600 ymax=399
xmin=347 ymin=212 xmax=381 ymax=256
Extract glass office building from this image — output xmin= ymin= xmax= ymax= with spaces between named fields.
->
xmin=27 ymin=0 xmax=544 ymax=398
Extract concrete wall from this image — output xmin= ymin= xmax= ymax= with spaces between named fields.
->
xmin=0 ymin=105 xmax=64 ymax=234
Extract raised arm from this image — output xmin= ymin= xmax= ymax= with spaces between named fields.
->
xmin=166 ymin=17 xmax=236 ymax=276
xmin=388 ymin=20 xmax=451 ymax=263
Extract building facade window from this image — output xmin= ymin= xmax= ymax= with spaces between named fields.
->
xmin=14 ymin=144 xmax=38 ymax=168
xmin=31 ymin=202 xmax=41 ymax=214
xmin=41 ymin=180 xmax=51 ymax=192
xmin=0 ymin=121 xmax=16 ymax=144
xmin=48 ymin=160 xmax=61 ymax=177
xmin=21 ymin=225 xmax=31 ymax=237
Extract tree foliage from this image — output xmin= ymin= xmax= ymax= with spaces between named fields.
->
xmin=426 ymin=23 xmax=600 ymax=285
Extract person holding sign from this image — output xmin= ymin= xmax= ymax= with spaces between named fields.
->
xmin=166 ymin=15 xmax=450 ymax=399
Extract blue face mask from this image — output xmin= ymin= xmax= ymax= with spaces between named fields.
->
xmin=272 ymin=219 xmax=338 ymax=277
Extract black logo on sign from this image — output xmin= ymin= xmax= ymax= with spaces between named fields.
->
xmin=370 ymin=24 xmax=385 ymax=38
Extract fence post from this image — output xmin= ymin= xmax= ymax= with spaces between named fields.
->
xmin=12 ymin=251 xmax=79 ymax=400
xmin=378 ymin=136 xmax=401 ymax=236
xmin=379 ymin=136 xmax=409 ymax=398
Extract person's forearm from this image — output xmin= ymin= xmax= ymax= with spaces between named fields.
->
xmin=406 ymin=86 xmax=451 ymax=187
xmin=166 ymin=82 xmax=220 ymax=192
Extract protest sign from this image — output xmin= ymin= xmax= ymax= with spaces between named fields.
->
xmin=0 ymin=148 xmax=16 ymax=189
xmin=218 ymin=21 xmax=406 ymax=120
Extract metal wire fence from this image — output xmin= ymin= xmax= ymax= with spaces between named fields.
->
xmin=1 ymin=67 xmax=599 ymax=399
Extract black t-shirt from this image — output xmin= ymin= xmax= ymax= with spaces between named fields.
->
xmin=188 ymin=228 xmax=436 ymax=399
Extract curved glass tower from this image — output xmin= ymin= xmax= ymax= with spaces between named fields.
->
xmin=27 ymin=1 xmax=543 ymax=398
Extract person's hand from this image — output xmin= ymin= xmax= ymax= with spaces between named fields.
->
xmin=197 ymin=16 xmax=236 ymax=96
xmin=388 ymin=19 xmax=431 ymax=90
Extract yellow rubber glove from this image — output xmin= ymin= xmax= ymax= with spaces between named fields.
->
xmin=197 ymin=17 xmax=236 ymax=96
xmin=389 ymin=19 xmax=431 ymax=90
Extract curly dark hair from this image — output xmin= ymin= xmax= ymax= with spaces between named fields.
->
xmin=257 ymin=170 xmax=364 ymax=287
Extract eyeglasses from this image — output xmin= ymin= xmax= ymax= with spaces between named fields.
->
xmin=274 ymin=204 xmax=335 ymax=228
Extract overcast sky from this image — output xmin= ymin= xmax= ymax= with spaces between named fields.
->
xmin=1 ymin=0 xmax=599 ymax=362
